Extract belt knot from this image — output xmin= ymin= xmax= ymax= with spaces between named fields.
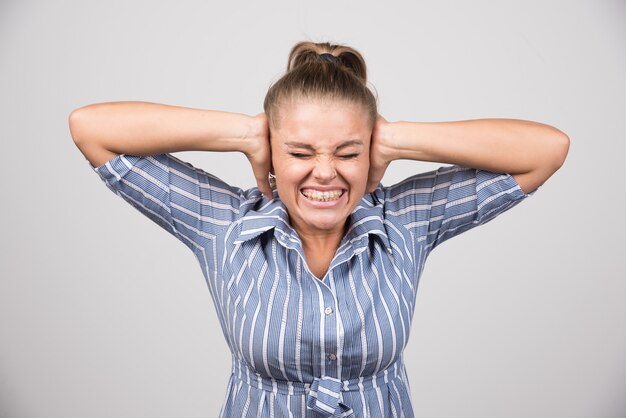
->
xmin=306 ymin=376 xmax=354 ymax=417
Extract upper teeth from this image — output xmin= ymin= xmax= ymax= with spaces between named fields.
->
xmin=301 ymin=189 xmax=343 ymax=201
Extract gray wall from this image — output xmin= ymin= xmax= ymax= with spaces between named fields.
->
xmin=1 ymin=0 xmax=624 ymax=417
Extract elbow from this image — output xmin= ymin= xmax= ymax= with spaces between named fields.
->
xmin=69 ymin=104 xmax=101 ymax=149
xmin=513 ymin=129 xmax=570 ymax=195
xmin=550 ymin=130 xmax=570 ymax=171
xmin=69 ymin=106 xmax=102 ymax=161
xmin=68 ymin=107 xmax=87 ymax=146
xmin=68 ymin=104 xmax=120 ymax=168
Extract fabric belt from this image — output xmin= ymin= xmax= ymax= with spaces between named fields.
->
xmin=231 ymin=358 xmax=404 ymax=417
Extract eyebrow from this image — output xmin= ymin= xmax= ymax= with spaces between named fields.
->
xmin=284 ymin=140 xmax=364 ymax=151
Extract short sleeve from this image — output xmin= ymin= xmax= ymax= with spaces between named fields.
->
xmin=90 ymin=153 xmax=246 ymax=251
xmin=384 ymin=165 xmax=536 ymax=254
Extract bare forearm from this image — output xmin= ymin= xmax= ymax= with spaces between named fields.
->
xmin=69 ymin=101 xmax=257 ymax=165
xmin=382 ymin=118 xmax=569 ymax=175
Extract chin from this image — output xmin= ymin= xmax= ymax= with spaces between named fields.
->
xmin=309 ymin=220 xmax=343 ymax=232
xmin=302 ymin=212 xmax=350 ymax=232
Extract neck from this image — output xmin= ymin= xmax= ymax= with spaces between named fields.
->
xmin=294 ymin=225 xmax=347 ymax=280
xmin=291 ymin=218 xmax=349 ymax=255
xmin=299 ymin=229 xmax=344 ymax=253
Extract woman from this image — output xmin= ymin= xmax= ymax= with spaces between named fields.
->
xmin=69 ymin=41 xmax=569 ymax=417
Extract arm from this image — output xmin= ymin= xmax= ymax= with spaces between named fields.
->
xmin=368 ymin=117 xmax=570 ymax=194
xmin=69 ymin=101 xmax=272 ymax=197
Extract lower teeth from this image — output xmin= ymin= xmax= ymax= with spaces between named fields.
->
xmin=311 ymin=197 xmax=336 ymax=201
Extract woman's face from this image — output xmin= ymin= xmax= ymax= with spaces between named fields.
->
xmin=270 ymin=98 xmax=372 ymax=238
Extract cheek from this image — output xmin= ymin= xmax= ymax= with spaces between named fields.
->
xmin=274 ymin=160 xmax=309 ymax=187
xmin=344 ymin=161 xmax=369 ymax=186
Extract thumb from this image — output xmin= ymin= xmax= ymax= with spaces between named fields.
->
xmin=250 ymin=155 xmax=272 ymax=199
xmin=366 ymin=164 xmax=384 ymax=193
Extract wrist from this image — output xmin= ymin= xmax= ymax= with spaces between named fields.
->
xmin=375 ymin=120 xmax=402 ymax=163
xmin=384 ymin=121 xmax=431 ymax=162
xmin=241 ymin=113 xmax=269 ymax=157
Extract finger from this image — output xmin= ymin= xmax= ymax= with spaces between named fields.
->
xmin=365 ymin=174 xmax=378 ymax=194
xmin=249 ymin=157 xmax=272 ymax=199
xmin=257 ymin=180 xmax=272 ymax=200
xmin=256 ymin=175 xmax=272 ymax=199
xmin=366 ymin=164 xmax=386 ymax=193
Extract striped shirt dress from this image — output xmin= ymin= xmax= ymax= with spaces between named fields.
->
xmin=91 ymin=152 xmax=534 ymax=417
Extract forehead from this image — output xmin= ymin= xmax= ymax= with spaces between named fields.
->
xmin=272 ymin=98 xmax=371 ymax=147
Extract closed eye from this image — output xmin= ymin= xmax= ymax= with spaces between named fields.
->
xmin=290 ymin=153 xmax=312 ymax=159
xmin=338 ymin=154 xmax=359 ymax=159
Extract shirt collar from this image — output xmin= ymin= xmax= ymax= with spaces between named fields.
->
xmin=234 ymin=187 xmax=393 ymax=254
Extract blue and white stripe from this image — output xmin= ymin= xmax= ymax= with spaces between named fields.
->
xmin=92 ymin=153 xmax=534 ymax=417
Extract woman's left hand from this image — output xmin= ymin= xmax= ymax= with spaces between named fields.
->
xmin=367 ymin=114 xmax=395 ymax=193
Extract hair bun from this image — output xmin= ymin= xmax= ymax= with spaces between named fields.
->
xmin=287 ymin=41 xmax=368 ymax=83
xmin=264 ymin=40 xmax=378 ymax=130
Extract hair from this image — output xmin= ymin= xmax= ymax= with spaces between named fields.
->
xmin=263 ymin=41 xmax=378 ymax=130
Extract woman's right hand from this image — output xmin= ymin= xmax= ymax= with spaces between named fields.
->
xmin=242 ymin=112 xmax=273 ymax=199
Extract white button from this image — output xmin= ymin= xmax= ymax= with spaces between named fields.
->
xmin=328 ymin=353 xmax=337 ymax=361
xmin=324 ymin=307 xmax=334 ymax=315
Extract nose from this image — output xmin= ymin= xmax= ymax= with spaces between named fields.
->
xmin=312 ymin=158 xmax=337 ymax=182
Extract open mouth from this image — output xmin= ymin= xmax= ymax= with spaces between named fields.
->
xmin=300 ymin=188 xmax=345 ymax=202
